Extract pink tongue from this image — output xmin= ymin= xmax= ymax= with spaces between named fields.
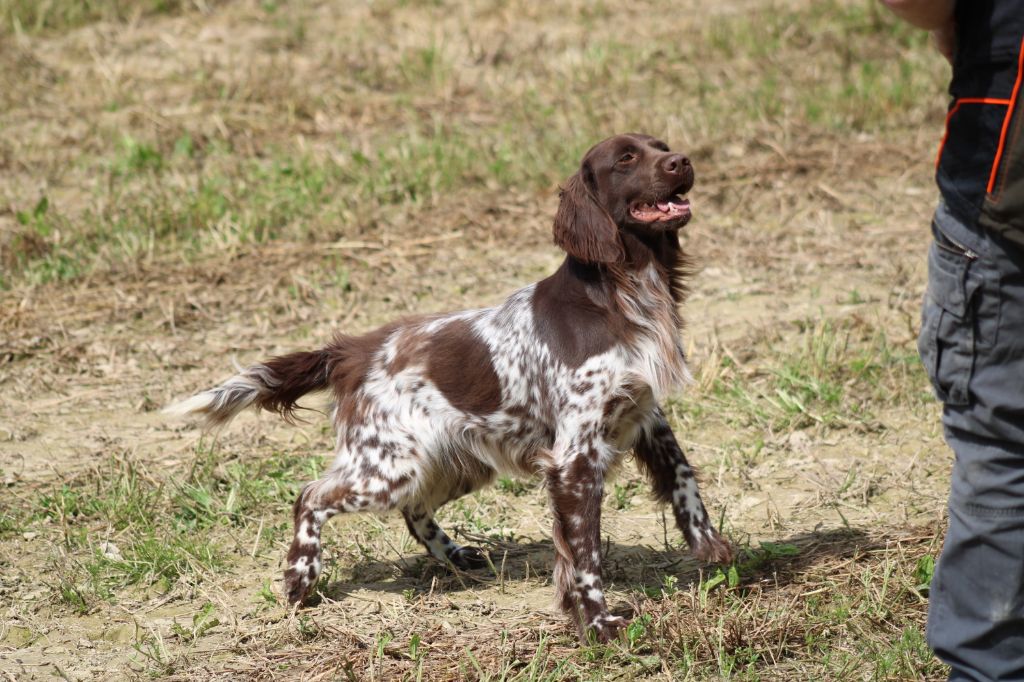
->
xmin=656 ymin=202 xmax=670 ymax=212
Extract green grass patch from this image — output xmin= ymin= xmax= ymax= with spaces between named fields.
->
xmin=1 ymin=0 xmax=946 ymax=290
xmin=685 ymin=318 xmax=927 ymax=433
xmin=0 ymin=0 xmax=207 ymax=34
xmin=19 ymin=450 xmax=322 ymax=610
xmin=3 ymin=121 xmax=578 ymax=286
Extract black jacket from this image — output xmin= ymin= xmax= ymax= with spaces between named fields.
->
xmin=937 ymin=0 xmax=1024 ymax=248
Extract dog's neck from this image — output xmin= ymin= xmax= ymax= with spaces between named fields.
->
xmin=618 ymin=227 xmax=682 ymax=278
xmin=557 ymin=228 xmax=687 ymax=307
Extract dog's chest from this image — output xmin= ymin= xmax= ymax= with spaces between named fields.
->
xmin=613 ymin=269 xmax=691 ymax=399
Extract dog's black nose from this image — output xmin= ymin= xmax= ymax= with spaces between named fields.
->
xmin=663 ymin=154 xmax=690 ymax=175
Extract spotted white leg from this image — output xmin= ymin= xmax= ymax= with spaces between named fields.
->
xmin=402 ymin=506 xmax=488 ymax=569
xmin=548 ymin=435 xmax=628 ymax=644
xmin=284 ymin=466 xmax=418 ymax=604
xmin=634 ymin=409 xmax=732 ymax=563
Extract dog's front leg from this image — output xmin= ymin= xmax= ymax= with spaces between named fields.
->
xmin=547 ymin=434 xmax=626 ymax=644
xmin=634 ymin=408 xmax=733 ymax=563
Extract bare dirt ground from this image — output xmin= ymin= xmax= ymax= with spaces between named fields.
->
xmin=1 ymin=1 xmax=955 ymax=679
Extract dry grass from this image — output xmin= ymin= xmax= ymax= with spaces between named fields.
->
xmin=0 ymin=0 xmax=209 ymax=35
xmin=155 ymin=528 xmax=943 ymax=681
xmin=0 ymin=0 xmax=955 ymax=679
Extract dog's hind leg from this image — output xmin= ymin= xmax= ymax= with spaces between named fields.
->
xmin=283 ymin=463 xmax=418 ymax=605
xmin=401 ymin=463 xmax=496 ymax=570
xmin=401 ymin=505 xmax=488 ymax=569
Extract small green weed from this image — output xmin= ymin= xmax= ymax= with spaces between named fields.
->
xmin=170 ymin=602 xmax=220 ymax=643
xmin=256 ymin=579 xmax=278 ymax=608
xmin=914 ymin=554 xmax=935 ymax=595
xmin=496 ymin=476 xmax=529 ymax=497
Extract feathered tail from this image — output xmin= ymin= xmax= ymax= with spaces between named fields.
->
xmin=164 ymin=347 xmax=334 ymax=431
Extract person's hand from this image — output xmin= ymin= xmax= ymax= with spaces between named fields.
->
xmin=932 ymin=19 xmax=955 ymax=64
xmin=880 ymin=0 xmax=955 ymax=61
xmin=879 ymin=0 xmax=953 ymax=30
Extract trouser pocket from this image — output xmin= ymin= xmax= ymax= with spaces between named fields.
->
xmin=917 ymin=224 xmax=986 ymax=405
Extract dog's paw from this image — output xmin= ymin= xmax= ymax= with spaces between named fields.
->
xmin=450 ymin=545 xmax=489 ymax=570
xmin=688 ymin=526 xmax=734 ymax=564
xmin=283 ymin=567 xmax=315 ymax=605
xmin=584 ymin=613 xmax=629 ymax=644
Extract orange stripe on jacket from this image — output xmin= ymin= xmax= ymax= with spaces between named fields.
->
xmin=987 ymin=36 xmax=1024 ymax=194
xmin=936 ymin=98 xmax=1012 ymax=170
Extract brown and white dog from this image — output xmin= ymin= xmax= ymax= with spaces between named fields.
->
xmin=167 ymin=133 xmax=733 ymax=643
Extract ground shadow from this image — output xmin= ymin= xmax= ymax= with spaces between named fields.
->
xmin=314 ymin=525 xmax=884 ymax=604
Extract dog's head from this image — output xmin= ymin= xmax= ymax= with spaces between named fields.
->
xmin=554 ymin=133 xmax=693 ymax=264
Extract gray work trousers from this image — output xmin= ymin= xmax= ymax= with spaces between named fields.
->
xmin=920 ymin=201 xmax=1024 ymax=681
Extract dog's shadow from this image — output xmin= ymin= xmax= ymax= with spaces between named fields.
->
xmin=313 ymin=526 xmax=874 ymax=605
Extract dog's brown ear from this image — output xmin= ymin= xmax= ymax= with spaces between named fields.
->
xmin=553 ymin=169 xmax=623 ymax=265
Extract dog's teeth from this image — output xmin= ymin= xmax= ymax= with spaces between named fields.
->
xmin=657 ymin=202 xmax=670 ymax=212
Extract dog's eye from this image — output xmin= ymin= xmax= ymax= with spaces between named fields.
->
xmin=617 ymin=152 xmax=637 ymax=165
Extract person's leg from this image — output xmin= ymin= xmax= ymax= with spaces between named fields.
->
xmin=927 ymin=428 xmax=1024 ymax=682
xmin=920 ymin=202 xmax=1024 ymax=681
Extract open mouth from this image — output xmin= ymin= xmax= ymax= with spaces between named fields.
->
xmin=629 ymin=195 xmax=691 ymax=224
